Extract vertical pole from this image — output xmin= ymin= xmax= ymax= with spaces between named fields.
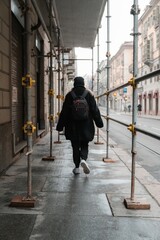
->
xmin=130 ymin=0 xmax=140 ymax=200
xmin=62 ymin=49 xmax=64 ymax=97
xmin=95 ymin=29 xmax=103 ymax=145
xmin=49 ymin=0 xmax=54 ymax=159
xmin=56 ymin=28 xmax=62 ymax=143
xmin=124 ymin=0 xmax=150 ymax=209
xmin=106 ymin=0 xmax=110 ymax=159
xmin=10 ymin=0 xmax=36 ymax=206
xmin=96 ymin=29 xmax=100 ymax=142
xmin=42 ymin=0 xmax=55 ymax=161
xmin=92 ymin=47 xmax=94 ymax=91
xmin=26 ymin=0 xmax=32 ymax=199
xmin=49 ymin=0 xmax=54 ymax=157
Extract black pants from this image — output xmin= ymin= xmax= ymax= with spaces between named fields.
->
xmin=71 ymin=140 xmax=89 ymax=168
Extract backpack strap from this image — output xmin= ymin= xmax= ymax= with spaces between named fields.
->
xmin=81 ymin=89 xmax=88 ymax=98
xmin=70 ymin=90 xmax=77 ymax=99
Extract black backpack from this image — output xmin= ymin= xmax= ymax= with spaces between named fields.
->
xmin=71 ymin=90 xmax=89 ymax=121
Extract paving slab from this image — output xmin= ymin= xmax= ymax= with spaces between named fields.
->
xmin=0 ymin=214 xmax=37 ymax=240
xmin=29 ymin=215 xmax=160 ymax=240
xmin=0 ymin=129 xmax=160 ymax=240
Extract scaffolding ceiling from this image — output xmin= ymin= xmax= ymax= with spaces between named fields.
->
xmin=36 ymin=0 xmax=107 ymax=49
xmin=53 ymin=0 xmax=106 ymax=48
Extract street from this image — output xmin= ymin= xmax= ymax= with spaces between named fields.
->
xmin=100 ymin=108 xmax=160 ymax=181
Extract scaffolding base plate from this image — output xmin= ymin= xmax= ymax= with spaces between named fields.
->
xmin=124 ymin=198 xmax=150 ymax=210
xmin=54 ymin=141 xmax=62 ymax=144
xmin=103 ymin=158 xmax=116 ymax=163
xmin=10 ymin=196 xmax=36 ymax=208
xmin=94 ymin=141 xmax=104 ymax=145
xmin=42 ymin=156 xmax=55 ymax=161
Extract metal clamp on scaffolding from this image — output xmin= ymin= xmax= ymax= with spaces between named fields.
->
xmin=106 ymin=51 xmax=111 ymax=58
xmin=127 ymin=124 xmax=136 ymax=135
xmin=23 ymin=121 xmax=36 ymax=136
xmin=53 ymin=69 xmax=61 ymax=73
xmin=22 ymin=75 xmax=35 ymax=88
xmin=56 ymin=94 xmax=64 ymax=100
xmin=48 ymin=114 xmax=54 ymax=122
xmin=105 ymin=91 xmax=110 ymax=96
xmin=48 ymin=89 xmax=54 ymax=96
xmin=128 ymin=77 xmax=136 ymax=89
xmin=130 ymin=4 xmax=140 ymax=15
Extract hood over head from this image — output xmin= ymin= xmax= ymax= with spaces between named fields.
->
xmin=74 ymin=77 xmax=85 ymax=87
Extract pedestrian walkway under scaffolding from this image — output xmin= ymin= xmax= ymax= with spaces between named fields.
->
xmin=0 ymin=129 xmax=160 ymax=240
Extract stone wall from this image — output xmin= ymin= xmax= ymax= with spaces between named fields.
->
xmin=0 ymin=0 xmax=12 ymax=173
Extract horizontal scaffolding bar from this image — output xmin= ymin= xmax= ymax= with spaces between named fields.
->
xmin=102 ymin=115 xmax=129 ymax=127
xmin=102 ymin=115 xmax=160 ymax=141
xmin=135 ymin=126 xmax=160 ymax=140
xmin=136 ymin=68 xmax=160 ymax=84
xmin=97 ymin=68 xmax=160 ymax=99
xmin=63 ymin=58 xmax=92 ymax=61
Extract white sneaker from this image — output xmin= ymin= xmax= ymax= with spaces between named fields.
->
xmin=80 ymin=160 xmax=90 ymax=174
xmin=72 ymin=168 xmax=80 ymax=175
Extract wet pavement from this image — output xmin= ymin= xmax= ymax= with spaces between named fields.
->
xmin=0 ymin=128 xmax=160 ymax=240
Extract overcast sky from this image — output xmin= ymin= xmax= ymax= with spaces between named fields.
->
xmin=75 ymin=0 xmax=150 ymax=76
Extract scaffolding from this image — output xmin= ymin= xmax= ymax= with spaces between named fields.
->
xmin=98 ymin=0 xmax=160 ymax=209
xmin=9 ymin=0 xmax=160 ymax=209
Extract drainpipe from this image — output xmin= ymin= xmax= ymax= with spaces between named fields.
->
xmin=31 ymin=0 xmax=51 ymax=42
xmin=31 ymin=0 xmax=57 ymax=58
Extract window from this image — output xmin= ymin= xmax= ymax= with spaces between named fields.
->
xmin=154 ymin=6 xmax=160 ymax=28
xmin=156 ymin=31 xmax=160 ymax=50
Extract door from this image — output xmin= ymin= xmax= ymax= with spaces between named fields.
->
xmin=11 ymin=13 xmax=25 ymax=145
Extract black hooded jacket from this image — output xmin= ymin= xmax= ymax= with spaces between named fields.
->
xmin=56 ymin=85 xmax=104 ymax=142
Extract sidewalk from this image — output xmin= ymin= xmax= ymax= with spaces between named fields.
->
xmin=0 ymin=129 xmax=160 ymax=240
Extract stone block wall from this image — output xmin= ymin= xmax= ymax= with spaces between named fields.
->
xmin=0 ymin=0 xmax=12 ymax=173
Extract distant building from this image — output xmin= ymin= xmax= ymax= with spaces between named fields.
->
xmin=109 ymin=41 xmax=133 ymax=111
xmin=96 ymin=60 xmax=107 ymax=106
xmin=138 ymin=0 xmax=160 ymax=115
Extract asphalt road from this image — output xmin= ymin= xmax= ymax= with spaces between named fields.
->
xmin=100 ymin=108 xmax=160 ymax=181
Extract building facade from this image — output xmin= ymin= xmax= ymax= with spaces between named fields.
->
xmin=138 ymin=0 xmax=160 ymax=115
xmin=0 ymin=0 xmax=76 ymax=173
xmin=109 ymin=42 xmax=133 ymax=112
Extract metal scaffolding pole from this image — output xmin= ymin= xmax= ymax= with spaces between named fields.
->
xmin=92 ymin=47 xmax=94 ymax=91
xmin=42 ymin=0 xmax=55 ymax=161
xmin=130 ymin=0 xmax=139 ymax=202
xmin=55 ymin=28 xmax=62 ymax=144
xmin=103 ymin=0 xmax=111 ymax=161
xmin=95 ymin=28 xmax=103 ymax=145
xmin=26 ymin=0 xmax=33 ymax=200
xmin=10 ymin=0 xmax=36 ymax=207
xmin=124 ymin=0 xmax=150 ymax=209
